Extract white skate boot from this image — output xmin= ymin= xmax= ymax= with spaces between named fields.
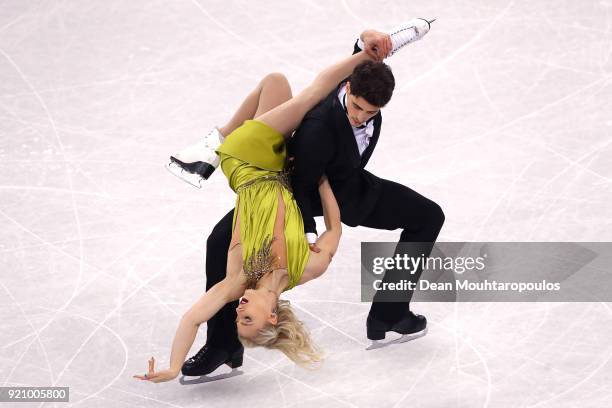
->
xmin=165 ymin=127 xmax=225 ymax=188
xmin=387 ymin=18 xmax=435 ymax=56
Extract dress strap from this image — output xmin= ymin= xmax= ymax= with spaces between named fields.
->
xmin=229 ymin=241 xmax=242 ymax=252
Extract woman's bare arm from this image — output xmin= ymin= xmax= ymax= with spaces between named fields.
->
xmin=167 ymin=278 xmax=243 ymax=373
xmin=135 ymin=277 xmax=243 ymax=382
xmin=168 ymin=291 xmax=225 ymax=375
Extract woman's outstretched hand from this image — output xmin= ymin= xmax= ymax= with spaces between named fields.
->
xmin=133 ymin=357 xmax=179 ymax=383
xmin=360 ymin=29 xmax=392 ymax=61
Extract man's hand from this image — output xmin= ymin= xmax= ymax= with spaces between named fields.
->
xmin=360 ymin=29 xmax=392 ymax=61
xmin=309 ymin=243 xmax=321 ymax=253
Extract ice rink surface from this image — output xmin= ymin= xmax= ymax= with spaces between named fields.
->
xmin=1 ymin=0 xmax=612 ymax=407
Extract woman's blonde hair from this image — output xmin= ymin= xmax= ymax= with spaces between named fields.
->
xmin=238 ymin=299 xmax=324 ymax=368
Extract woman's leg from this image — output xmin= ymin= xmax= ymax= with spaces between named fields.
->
xmin=218 ymin=73 xmax=293 ymax=137
xmin=167 ymin=73 xmax=293 ymax=187
xmin=255 ymin=51 xmax=374 ymax=137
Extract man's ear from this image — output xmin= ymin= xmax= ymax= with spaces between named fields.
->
xmin=346 ymin=81 xmax=351 ymax=95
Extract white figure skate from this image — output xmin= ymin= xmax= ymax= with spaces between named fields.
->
xmin=165 ymin=127 xmax=225 ymax=188
xmin=387 ymin=18 xmax=435 ymax=56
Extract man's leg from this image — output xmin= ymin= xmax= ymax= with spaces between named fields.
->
xmin=204 ymin=209 xmax=240 ymax=350
xmin=359 ymin=178 xmax=445 ymax=334
xmin=181 ymin=209 xmax=244 ymax=376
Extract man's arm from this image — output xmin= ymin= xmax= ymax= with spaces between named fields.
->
xmin=316 ymin=175 xmax=342 ymax=257
xmin=290 ymin=119 xmax=335 ymax=243
xmin=291 ymin=31 xmax=389 ymax=247
xmin=296 ymin=33 xmax=383 ymax=244
xmin=297 ymin=176 xmax=342 ymax=284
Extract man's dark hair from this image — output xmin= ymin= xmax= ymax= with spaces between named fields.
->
xmin=347 ymin=60 xmax=395 ymax=107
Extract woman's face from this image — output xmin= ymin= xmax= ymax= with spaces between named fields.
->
xmin=235 ymin=288 xmax=277 ymax=339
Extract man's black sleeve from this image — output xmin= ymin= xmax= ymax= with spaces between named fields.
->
xmin=353 ymin=39 xmax=362 ymax=55
xmin=290 ymin=40 xmax=360 ymax=236
xmin=290 ymin=120 xmax=335 ymax=235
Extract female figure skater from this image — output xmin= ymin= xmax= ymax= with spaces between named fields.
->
xmin=134 ymin=22 xmax=425 ymax=382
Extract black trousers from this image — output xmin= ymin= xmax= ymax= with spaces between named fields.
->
xmin=203 ymin=177 xmax=444 ymax=350
xmin=359 ymin=178 xmax=445 ymax=323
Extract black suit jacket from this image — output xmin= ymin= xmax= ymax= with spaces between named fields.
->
xmin=287 ymin=41 xmax=384 ymax=235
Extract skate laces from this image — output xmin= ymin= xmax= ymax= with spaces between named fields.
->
xmin=389 ymin=25 xmax=418 ymax=55
xmin=202 ymin=128 xmax=222 ymax=149
xmin=189 ymin=344 xmax=209 ymax=362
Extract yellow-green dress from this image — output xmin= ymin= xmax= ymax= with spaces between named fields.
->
xmin=215 ymin=119 xmax=310 ymax=291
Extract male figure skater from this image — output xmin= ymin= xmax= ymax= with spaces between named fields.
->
xmin=171 ymin=19 xmax=444 ymax=376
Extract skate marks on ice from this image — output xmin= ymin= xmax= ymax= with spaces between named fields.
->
xmin=366 ymin=327 xmax=428 ymax=350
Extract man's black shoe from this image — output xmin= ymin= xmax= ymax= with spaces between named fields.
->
xmin=181 ymin=344 xmax=244 ymax=376
xmin=367 ymin=310 xmax=427 ymax=341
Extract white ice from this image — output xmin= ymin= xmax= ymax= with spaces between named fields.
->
xmin=1 ymin=1 xmax=612 ymax=407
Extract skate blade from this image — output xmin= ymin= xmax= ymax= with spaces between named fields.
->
xmin=165 ymin=161 xmax=204 ymax=188
xmin=366 ymin=327 xmax=428 ymax=350
xmin=395 ymin=327 xmax=428 ymax=343
xmin=178 ymin=368 xmax=243 ymax=385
